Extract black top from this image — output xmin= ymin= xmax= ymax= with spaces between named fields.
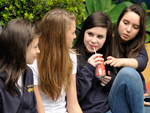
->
xmin=0 ymin=66 xmax=37 ymax=113
xmin=76 ymin=44 xmax=148 ymax=113
xmin=76 ymin=52 xmax=116 ymax=113
xmin=121 ymin=43 xmax=148 ymax=93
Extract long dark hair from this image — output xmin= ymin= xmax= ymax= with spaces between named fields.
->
xmin=73 ymin=11 xmax=112 ymax=66
xmin=113 ymin=4 xmax=147 ymax=58
xmin=0 ymin=19 xmax=40 ymax=95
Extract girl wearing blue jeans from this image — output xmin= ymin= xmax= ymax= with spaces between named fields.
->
xmin=73 ymin=5 xmax=149 ymax=113
xmin=105 ymin=4 xmax=150 ymax=113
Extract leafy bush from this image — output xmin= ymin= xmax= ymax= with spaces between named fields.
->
xmin=0 ymin=0 xmax=85 ymax=26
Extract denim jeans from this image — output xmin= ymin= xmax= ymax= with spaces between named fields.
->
xmin=108 ymin=67 xmax=144 ymax=113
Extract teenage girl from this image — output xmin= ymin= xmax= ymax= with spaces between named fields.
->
xmin=73 ymin=11 xmax=145 ymax=113
xmin=105 ymin=4 xmax=150 ymax=107
xmin=28 ymin=9 xmax=82 ymax=113
xmin=0 ymin=19 xmax=40 ymax=113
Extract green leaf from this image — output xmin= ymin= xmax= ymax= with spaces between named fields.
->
xmin=108 ymin=2 xmax=132 ymax=25
xmin=85 ymin=0 xmax=95 ymax=15
xmin=112 ymin=0 xmax=117 ymax=4
xmin=146 ymin=33 xmax=150 ymax=43
xmin=84 ymin=9 xmax=89 ymax=18
xmin=99 ymin=0 xmax=111 ymax=12
xmin=93 ymin=0 xmax=102 ymax=12
xmin=141 ymin=2 xmax=147 ymax=12
xmin=146 ymin=15 xmax=150 ymax=32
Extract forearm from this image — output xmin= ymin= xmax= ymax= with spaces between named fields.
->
xmin=120 ymin=58 xmax=138 ymax=69
xmin=76 ymin=63 xmax=95 ymax=101
xmin=34 ymin=85 xmax=45 ymax=113
xmin=67 ymin=74 xmax=82 ymax=113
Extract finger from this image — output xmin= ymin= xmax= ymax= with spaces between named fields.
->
xmin=110 ymin=62 xmax=116 ymax=66
xmin=95 ymin=61 xmax=102 ymax=66
xmin=104 ymin=61 xmax=107 ymax=65
xmin=95 ymin=57 xmax=104 ymax=62
xmin=100 ymin=78 xmax=109 ymax=84
xmin=144 ymin=101 xmax=150 ymax=106
xmin=100 ymin=76 xmax=111 ymax=81
xmin=144 ymin=93 xmax=150 ymax=97
xmin=104 ymin=76 xmax=111 ymax=80
xmin=107 ymin=71 xmax=111 ymax=77
xmin=105 ymin=60 xmax=110 ymax=65
xmin=107 ymin=56 xmax=113 ymax=60
xmin=101 ymin=82 xmax=105 ymax=86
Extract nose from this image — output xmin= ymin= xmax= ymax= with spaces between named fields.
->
xmin=74 ymin=34 xmax=76 ymax=39
xmin=91 ymin=36 xmax=97 ymax=43
xmin=126 ymin=25 xmax=131 ymax=33
xmin=37 ymin=47 xmax=40 ymax=53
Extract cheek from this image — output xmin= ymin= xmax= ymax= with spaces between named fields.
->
xmin=118 ymin=23 xmax=124 ymax=34
xmin=98 ymin=39 xmax=106 ymax=48
xmin=133 ymin=30 xmax=139 ymax=37
xmin=84 ymin=34 xmax=90 ymax=43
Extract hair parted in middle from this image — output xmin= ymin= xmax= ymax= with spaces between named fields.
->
xmin=112 ymin=4 xmax=147 ymax=58
xmin=37 ymin=9 xmax=76 ymax=101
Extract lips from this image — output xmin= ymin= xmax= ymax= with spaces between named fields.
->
xmin=89 ymin=45 xmax=97 ymax=49
xmin=123 ymin=33 xmax=129 ymax=38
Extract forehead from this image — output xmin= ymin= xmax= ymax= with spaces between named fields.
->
xmin=121 ymin=12 xmax=140 ymax=26
xmin=86 ymin=27 xmax=107 ymax=35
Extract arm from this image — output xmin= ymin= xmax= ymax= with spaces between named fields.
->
xmin=76 ymin=54 xmax=102 ymax=101
xmin=28 ymin=61 xmax=45 ymax=113
xmin=100 ymin=69 xmax=116 ymax=91
xmin=135 ymin=45 xmax=148 ymax=72
xmin=67 ymin=74 xmax=82 ymax=113
xmin=105 ymin=45 xmax=148 ymax=72
xmin=105 ymin=57 xmax=138 ymax=69
xmin=34 ymin=85 xmax=45 ymax=113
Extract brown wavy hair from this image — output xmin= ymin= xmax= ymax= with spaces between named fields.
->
xmin=112 ymin=4 xmax=147 ymax=58
xmin=37 ymin=9 xmax=76 ymax=101
xmin=0 ymin=19 xmax=40 ymax=95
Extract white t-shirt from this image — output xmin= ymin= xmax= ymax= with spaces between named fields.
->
xmin=28 ymin=51 xmax=77 ymax=113
xmin=16 ymin=74 xmax=23 ymax=96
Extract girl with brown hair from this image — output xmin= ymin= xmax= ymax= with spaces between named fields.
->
xmin=0 ymin=19 xmax=40 ymax=113
xmin=28 ymin=9 xmax=82 ymax=113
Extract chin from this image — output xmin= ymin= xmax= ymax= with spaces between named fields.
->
xmin=86 ymin=49 xmax=94 ymax=53
xmin=27 ymin=61 xmax=34 ymax=65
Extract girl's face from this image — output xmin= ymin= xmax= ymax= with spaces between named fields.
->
xmin=26 ymin=38 xmax=40 ymax=64
xmin=66 ymin=20 xmax=76 ymax=48
xmin=118 ymin=12 xmax=140 ymax=42
xmin=84 ymin=27 xmax=107 ymax=53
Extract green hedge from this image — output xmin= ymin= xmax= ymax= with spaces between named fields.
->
xmin=0 ymin=0 xmax=85 ymax=26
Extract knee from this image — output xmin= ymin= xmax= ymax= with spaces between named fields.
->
xmin=118 ymin=67 xmax=141 ymax=82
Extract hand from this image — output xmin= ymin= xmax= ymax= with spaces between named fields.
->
xmin=88 ymin=54 xmax=103 ymax=67
xmin=105 ymin=56 xmax=123 ymax=67
xmin=100 ymin=71 xmax=111 ymax=86
xmin=144 ymin=93 xmax=150 ymax=106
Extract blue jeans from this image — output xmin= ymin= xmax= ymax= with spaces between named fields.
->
xmin=108 ymin=67 xmax=144 ymax=113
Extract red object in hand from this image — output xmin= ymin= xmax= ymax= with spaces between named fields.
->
xmin=95 ymin=56 xmax=106 ymax=78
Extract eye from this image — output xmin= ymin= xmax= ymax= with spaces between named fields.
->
xmin=34 ymin=45 xmax=38 ymax=48
xmin=123 ymin=20 xmax=128 ymax=25
xmin=97 ymin=35 xmax=103 ymax=39
xmin=133 ymin=25 xmax=139 ymax=29
xmin=88 ymin=32 xmax=93 ymax=36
